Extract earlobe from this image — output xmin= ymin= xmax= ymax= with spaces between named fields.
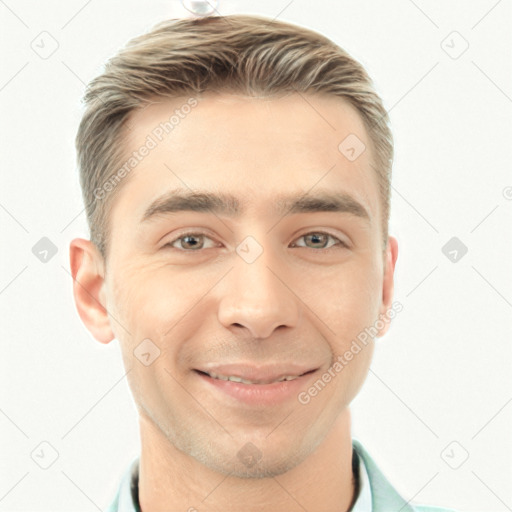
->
xmin=377 ymin=235 xmax=399 ymax=337
xmin=69 ymin=238 xmax=115 ymax=344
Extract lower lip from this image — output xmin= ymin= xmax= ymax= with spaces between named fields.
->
xmin=195 ymin=370 xmax=317 ymax=406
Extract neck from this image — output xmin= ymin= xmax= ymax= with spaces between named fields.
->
xmin=138 ymin=409 xmax=357 ymax=512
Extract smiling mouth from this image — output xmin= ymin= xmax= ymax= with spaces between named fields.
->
xmin=195 ymin=369 xmax=316 ymax=385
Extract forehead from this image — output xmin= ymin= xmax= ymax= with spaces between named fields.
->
xmin=110 ymin=92 xmax=380 ymax=229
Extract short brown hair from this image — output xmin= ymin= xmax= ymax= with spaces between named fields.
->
xmin=76 ymin=14 xmax=393 ymax=261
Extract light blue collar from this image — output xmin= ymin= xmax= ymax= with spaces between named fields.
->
xmin=107 ymin=439 xmax=453 ymax=512
xmin=351 ymin=438 xmax=372 ymax=511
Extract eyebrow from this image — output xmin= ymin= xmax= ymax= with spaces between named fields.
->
xmin=140 ymin=188 xmax=370 ymax=224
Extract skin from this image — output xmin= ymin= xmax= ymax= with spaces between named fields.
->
xmin=70 ymin=92 xmax=398 ymax=512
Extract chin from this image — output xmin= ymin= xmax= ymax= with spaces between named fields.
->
xmin=200 ymin=449 xmax=308 ymax=479
xmin=189 ymin=431 xmax=322 ymax=479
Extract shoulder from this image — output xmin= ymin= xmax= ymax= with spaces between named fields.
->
xmin=352 ymin=439 xmax=457 ymax=512
xmin=106 ymin=456 xmax=140 ymax=512
xmin=415 ymin=507 xmax=457 ymax=512
xmin=105 ymin=494 xmax=119 ymax=512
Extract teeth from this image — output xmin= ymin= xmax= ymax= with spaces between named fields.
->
xmin=227 ymin=375 xmax=255 ymax=384
xmin=277 ymin=375 xmax=299 ymax=382
xmin=206 ymin=371 xmax=299 ymax=384
xmin=208 ymin=372 xmax=229 ymax=381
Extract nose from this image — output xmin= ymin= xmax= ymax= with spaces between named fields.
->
xmin=217 ymin=241 xmax=301 ymax=339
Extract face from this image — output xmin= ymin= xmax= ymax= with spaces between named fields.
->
xmin=73 ymin=92 xmax=397 ymax=478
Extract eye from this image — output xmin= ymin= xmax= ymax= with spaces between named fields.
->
xmin=163 ymin=232 xmax=218 ymax=251
xmin=162 ymin=231 xmax=348 ymax=252
xmin=291 ymin=232 xmax=347 ymax=250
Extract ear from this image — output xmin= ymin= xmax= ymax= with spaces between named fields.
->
xmin=69 ymin=238 xmax=115 ymax=344
xmin=377 ymin=235 xmax=399 ymax=337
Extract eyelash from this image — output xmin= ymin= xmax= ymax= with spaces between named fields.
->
xmin=162 ymin=231 xmax=348 ymax=252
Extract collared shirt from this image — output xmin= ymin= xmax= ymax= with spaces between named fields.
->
xmin=107 ymin=439 xmax=455 ymax=512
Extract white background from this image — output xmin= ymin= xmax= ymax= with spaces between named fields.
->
xmin=1 ymin=1 xmax=511 ymax=511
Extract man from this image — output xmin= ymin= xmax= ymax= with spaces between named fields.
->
xmin=70 ymin=14 xmax=454 ymax=512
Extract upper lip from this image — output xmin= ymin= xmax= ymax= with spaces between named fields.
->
xmin=194 ymin=364 xmax=318 ymax=383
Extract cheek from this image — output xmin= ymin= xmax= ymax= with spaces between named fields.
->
xmin=107 ymin=262 xmax=163 ymax=345
xmin=336 ymin=341 xmax=375 ymax=408
xmin=306 ymin=258 xmax=382 ymax=342
xmin=108 ymin=246 xmax=383 ymax=352
xmin=108 ymin=262 xmax=211 ymax=346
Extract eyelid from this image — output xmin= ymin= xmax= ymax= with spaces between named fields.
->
xmin=291 ymin=232 xmax=349 ymax=249
xmin=162 ymin=230 xmax=219 ymax=250
xmin=162 ymin=229 xmax=350 ymax=251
